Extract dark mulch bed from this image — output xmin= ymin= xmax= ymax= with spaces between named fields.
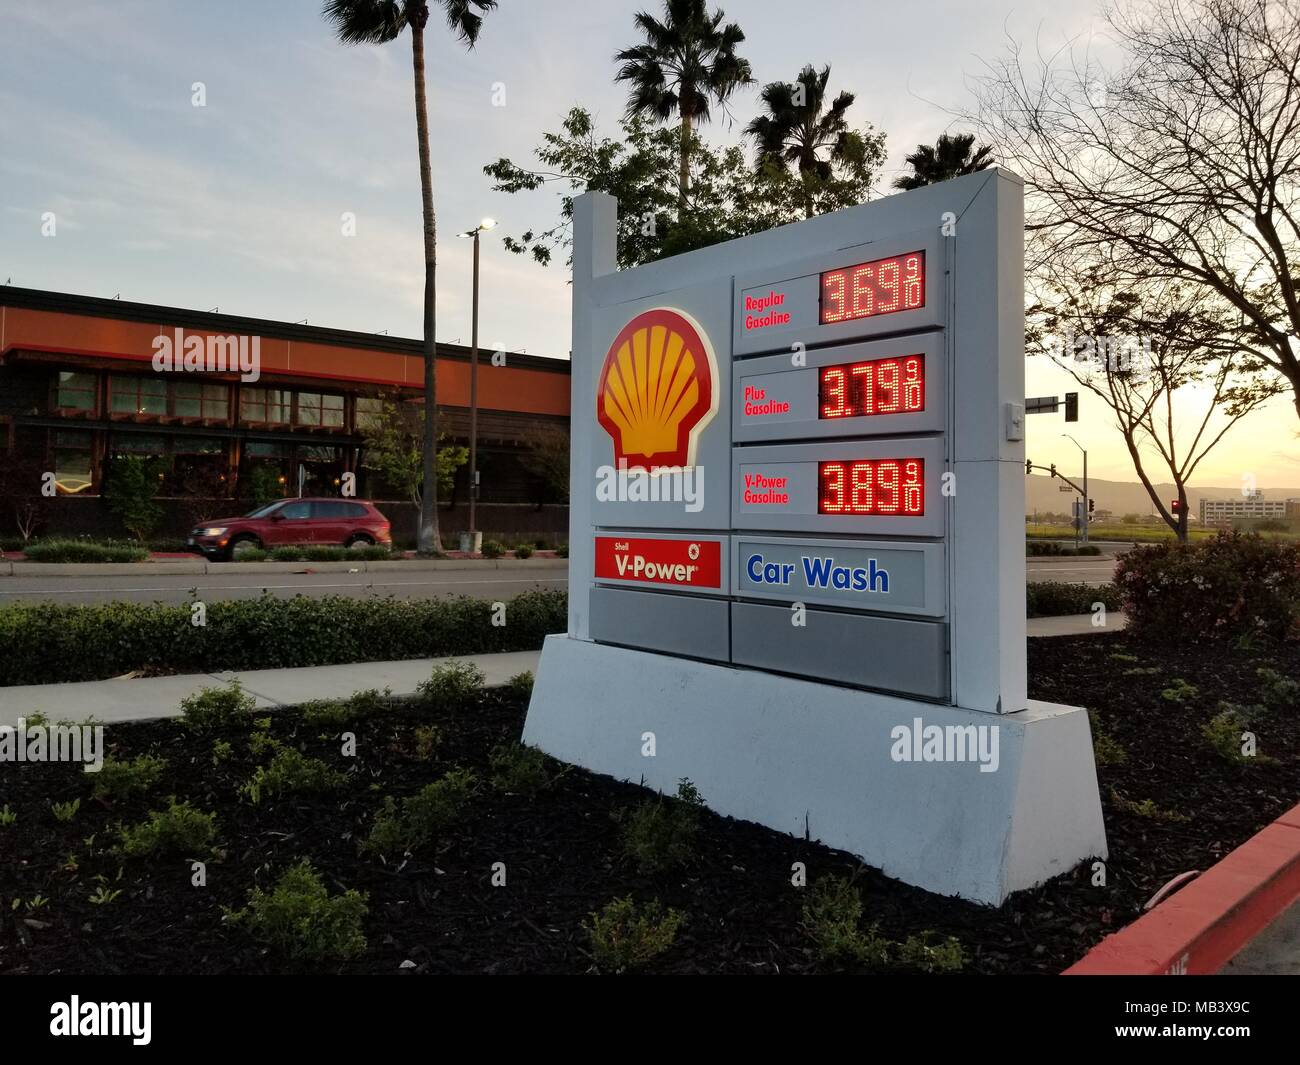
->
xmin=1 ymin=633 xmax=1296 ymax=975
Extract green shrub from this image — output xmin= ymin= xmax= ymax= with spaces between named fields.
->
xmin=241 ymin=748 xmax=345 ymax=805
xmin=1026 ymin=581 xmax=1122 ymax=618
xmin=180 ymin=682 xmax=256 ymax=733
xmin=1160 ymin=678 xmax=1199 ymax=704
xmin=236 ymin=547 xmax=269 ymax=561
xmin=586 ymin=896 xmax=683 ymax=973
xmin=119 ymin=798 xmax=218 ymax=857
xmin=505 ymin=670 xmax=534 ymax=701
xmin=1256 ymin=668 xmax=1300 ymax=712
xmin=248 ymin=731 xmax=284 ymax=759
xmin=91 ymin=754 xmax=167 ymax=802
xmin=0 ymin=589 xmax=567 ymax=686
xmin=1076 ymin=544 xmax=1102 ymax=555
xmin=1201 ymin=705 xmax=1267 ymax=765
xmin=1026 ymin=540 xmax=1068 ymax=556
xmin=299 ymin=546 xmax=350 ymax=562
xmin=801 ymin=875 xmax=890 ymax=965
xmin=481 ymin=539 xmax=505 ymax=559
xmin=361 ymin=769 xmax=477 ymax=858
xmin=1089 ymin=711 xmax=1127 ymax=767
xmin=224 ymin=859 xmax=367 ymax=962
xmin=1116 ymin=531 xmax=1300 ymax=644
xmin=1110 ymin=789 xmax=1188 ymax=821
xmin=51 ymin=799 xmax=81 ymax=823
xmin=212 ymin=739 xmax=233 ymax=765
xmin=270 ymin=546 xmax=305 ymax=562
xmin=102 ymin=455 xmax=163 ymax=542
xmin=556 ymin=542 xmax=569 ymax=558
xmin=0 ymin=805 xmax=16 ymax=827
xmin=297 ymin=689 xmax=389 ymax=731
xmin=897 ymin=932 xmax=966 ymax=973
xmin=416 ymin=661 xmax=485 ymax=707
xmin=22 ymin=539 xmax=149 ymax=564
xmin=513 ymin=543 xmax=534 ymax=559
xmin=489 ymin=742 xmax=549 ymax=795
xmin=413 ymin=725 xmax=440 ymax=761
xmin=618 ymin=780 xmax=704 ymax=873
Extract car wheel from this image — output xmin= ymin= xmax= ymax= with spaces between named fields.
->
xmin=227 ymin=535 xmax=262 ymax=561
xmin=346 ymin=534 xmax=375 ymax=550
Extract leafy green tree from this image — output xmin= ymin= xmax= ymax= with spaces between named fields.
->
xmin=358 ymin=394 xmax=467 ymax=507
xmin=614 ymin=0 xmax=753 ymax=209
xmin=485 ymin=107 xmax=882 ymax=269
xmin=103 ymin=456 xmax=163 ymax=542
xmin=323 ymin=0 xmax=496 ymax=555
xmin=892 ymin=132 xmax=993 ymax=190
xmin=746 ymin=64 xmax=885 ymax=218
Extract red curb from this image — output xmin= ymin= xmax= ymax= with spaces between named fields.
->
xmin=1064 ymin=800 xmax=1300 ymax=975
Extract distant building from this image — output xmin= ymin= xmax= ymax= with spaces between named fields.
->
xmin=1199 ymin=493 xmax=1297 ymax=525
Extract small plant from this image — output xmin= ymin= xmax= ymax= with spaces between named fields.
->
xmin=801 ymin=874 xmax=890 ymax=965
xmin=897 ymin=931 xmax=966 ymax=973
xmin=413 ymin=725 xmax=440 ymax=761
xmin=1256 ymin=667 xmax=1300 ymax=712
xmin=87 ymin=885 xmax=123 ymax=906
xmin=51 ymin=799 xmax=81 ymax=823
xmin=224 ymin=859 xmax=367 ymax=962
xmin=19 ymin=894 xmax=49 ymax=912
xmin=505 ymin=670 xmax=535 ymax=701
xmin=249 ymin=732 xmax=284 ymax=759
xmin=489 ymin=742 xmax=549 ymax=796
xmin=1108 ymin=652 xmax=1140 ymax=664
xmin=181 ymin=682 xmax=256 ymax=733
xmin=416 ymin=661 xmax=485 ymax=707
xmin=513 ymin=543 xmax=534 ymax=559
xmin=361 ymin=769 xmax=477 ymax=858
xmin=91 ymin=754 xmax=167 ymax=802
xmin=556 ymin=542 xmax=569 ymax=558
xmin=1160 ymin=678 xmax=1199 ymax=704
xmin=1122 ymin=666 xmax=1162 ymax=676
xmin=1110 ymin=789 xmax=1189 ymax=822
xmin=586 ymin=896 xmax=683 ymax=973
xmin=119 ymin=798 xmax=218 ymax=858
xmin=1201 ymin=705 xmax=1268 ymax=765
xmin=212 ymin=739 xmax=233 ymax=765
xmin=252 ymin=716 xmax=272 ymax=731
xmin=618 ymin=779 xmax=705 ymax=874
xmin=241 ymin=748 xmax=345 ymax=805
xmin=298 ymin=688 xmax=389 ymax=731
xmin=1088 ymin=711 xmax=1127 ymax=767
xmin=0 ymin=805 xmax=16 ymax=827
xmin=480 ymin=539 xmax=506 ymax=559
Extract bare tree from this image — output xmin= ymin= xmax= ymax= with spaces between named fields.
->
xmin=969 ymin=0 xmax=1300 ymax=425
xmin=1030 ymin=257 xmax=1282 ymax=539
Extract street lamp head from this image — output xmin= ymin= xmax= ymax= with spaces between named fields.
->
xmin=479 ymin=217 xmax=497 ymax=231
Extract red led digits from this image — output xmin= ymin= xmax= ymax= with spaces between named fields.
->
xmin=818 ymin=354 xmax=924 ymax=418
xmin=820 ymin=251 xmax=924 ymax=324
xmin=818 ymin=459 xmax=924 ymax=516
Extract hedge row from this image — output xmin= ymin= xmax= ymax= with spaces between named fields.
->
xmin=1026 ymin=581 xmax=1122 ymax=618
xmin=19 ymin=539 xmax=150 ymax=563
xmin=1115 ymin=530 xmax=1300 ymax=644
xmin=0 ymin=590 xmax=567 ymax=687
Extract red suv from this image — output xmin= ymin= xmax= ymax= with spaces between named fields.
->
xmin=188 ymin=498 xmax=392 ymax=560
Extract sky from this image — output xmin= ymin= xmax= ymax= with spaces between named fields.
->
xmin=1 ymin=0 xmax=1297 ymax=489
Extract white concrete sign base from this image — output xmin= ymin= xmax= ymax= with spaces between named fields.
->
xmin=525 ymin=635 xmax=1107 ymax=906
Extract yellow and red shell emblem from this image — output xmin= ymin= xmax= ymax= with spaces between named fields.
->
xmin=596 ymin=308 xmax=717 ymax=470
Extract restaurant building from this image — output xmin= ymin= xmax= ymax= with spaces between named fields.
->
xmin=0 ymin=286 xmax=571 ymax=543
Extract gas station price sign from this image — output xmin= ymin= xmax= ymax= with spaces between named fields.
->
xmin=819 ymin=354 xmax=924 ymax=419
xmin=820 ymin=250 xmax=925 ymax=324
xmin=819 ymin=458 xmax=924 ymax=515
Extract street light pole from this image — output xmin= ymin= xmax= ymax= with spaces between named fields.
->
xmin=459 ymin=218 xmax=496 ymax=553
xmin=1062 ymin=433 xmax=1088 ymax=544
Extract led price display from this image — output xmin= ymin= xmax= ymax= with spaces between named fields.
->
xmin=820 ymin=251 xmax=924 ymax=324
xmin=819 ymin=354 xmax=924 ymax=419
xmin=819 ymin=458 xmax=924 ymax=516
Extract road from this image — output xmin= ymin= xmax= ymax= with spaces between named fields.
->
xmin=0 ymin=554 xmax=1119 ymax=606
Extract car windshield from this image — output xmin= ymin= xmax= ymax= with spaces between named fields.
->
xmin=243 ymin=501 xmax=286 ymax=519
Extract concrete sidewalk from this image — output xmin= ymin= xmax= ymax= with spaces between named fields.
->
xmin=0 ymin=651 xmax=542 ymax=727
xmin=1027 ymin=612 xmax=1127 ymax=636
xmin=0 ymin=556 xmax=568 ymax=578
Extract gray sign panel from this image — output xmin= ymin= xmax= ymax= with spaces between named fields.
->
xmin=734 ymin=535 xmax=945 ymax=617
xmin=590 ymin=586 xmax=729 ymax=662
xmin=732 ymin=437 xmax=946 ymax=537
xmin=733 ymin=332 xmax=946 ymax=442
xmin=730 ymin=601 xmax=948 ymax=700
xmin=732 ymin=229 xmax=946 ymax=356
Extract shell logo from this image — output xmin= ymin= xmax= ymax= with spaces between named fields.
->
xmin=596 ymin=307 xmax=718 ymax=470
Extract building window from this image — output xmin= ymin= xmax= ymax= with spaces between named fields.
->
xmin=355 ymin=395 xmax=384 ymax=430
xmin=296 ymin=392 xmax=344 ymax=428
xmin=108 ymin=432 xmax=166 ymax=458
xmin=240 ymin=388 xmax=290 ymax=425
xmin=110 ymin=375 xmax=167 ymax=416
xmin=169 ymin=436 xmax=228 ymax=494
xmin=298 ymin=444 xmax=344 ymax=495
xmin=55 ymin=372 xmax=97 ymax=412
xmin=52 ymin=430 xmax=94 ymax=494
xmin=174 ymin=381 xmax=228 ymax=420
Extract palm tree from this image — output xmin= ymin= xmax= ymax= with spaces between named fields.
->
xmin=615 ymin=0 xmax=753 ymax=212
xmin=892 ymin=132 xmax=993 ymax=190
xmin=746 ymin=64 xmax=859 ymax=219
xmin=323 ymin=0 xmax=495 ymax=555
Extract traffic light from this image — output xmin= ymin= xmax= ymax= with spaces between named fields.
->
xmin=1088 ymin=498 xmax=1095 ymax=513
xmin=1026 ymin=459 xmax=1033 ymax=475
xmin=1050 ymin=463 xmax=1057 ymax=478
xmin=1171 ymin=499 xmax=1182 ymax=514
xmin=1064 ymin=392 xmax=1079 ymax=422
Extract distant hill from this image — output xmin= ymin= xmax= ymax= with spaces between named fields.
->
xmin=1025 ymin=475 xmax=1300 ymax=519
